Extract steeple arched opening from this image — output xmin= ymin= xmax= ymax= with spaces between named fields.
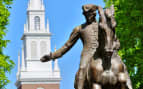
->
xmin=34 ymin=16 xmax=40 ymax=30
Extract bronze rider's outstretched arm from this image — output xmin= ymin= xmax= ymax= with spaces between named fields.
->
xmin=40 ymin=26 xmax=80 ymax=62
xmin=50 ymin=26 xmax=80 ymax=59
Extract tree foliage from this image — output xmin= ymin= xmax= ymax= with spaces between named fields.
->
xmin=0 ymin=0 xmax=14 ymax=89
xmin=103 ymin=0 xmax=143 ymax=88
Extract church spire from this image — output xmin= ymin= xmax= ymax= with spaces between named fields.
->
xmin=21 ymin=45 xmax=26 ymax=71
xmin=46 ymin=19 xmax=50 ymax=32
xmin=18 ymin=51 xmax=21 ymax=73
xmin=16 ymin=51 xmax=20 ymax=80
xmin=53 ymin=46 xmax=60 ymax=77
xmin=28 ymin=0 xmax=45 ymax=10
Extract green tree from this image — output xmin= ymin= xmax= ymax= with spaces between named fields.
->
xmin=103 ymin=0 xmax=143 ymax=89
xmin=0 ymin=0 xmax=14 ymax=89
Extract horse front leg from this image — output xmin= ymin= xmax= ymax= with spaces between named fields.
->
xmin=118 ymin=73 xmax=129 ymax=89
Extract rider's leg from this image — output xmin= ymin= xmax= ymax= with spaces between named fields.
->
xmin=75 ymin=54 xmax=93 ymax=89
xmin=92 ymin=83 xmax=102 ymax=89
xmin=76 ymin=68 xmax=86 ymax=89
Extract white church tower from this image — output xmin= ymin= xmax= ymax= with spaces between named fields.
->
xmin=15 ymin=0 xmax=61 ymax=89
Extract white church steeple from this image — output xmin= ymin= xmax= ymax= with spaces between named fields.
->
xmin=16 ymin=0 xmax=61 ymax=89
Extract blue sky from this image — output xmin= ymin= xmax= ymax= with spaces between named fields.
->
xmin=5 ymin=0 xmax=105 ymax=89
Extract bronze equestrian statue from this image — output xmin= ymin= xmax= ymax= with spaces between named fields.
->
xmin=40 ymin=4 xmax=133 ymax=89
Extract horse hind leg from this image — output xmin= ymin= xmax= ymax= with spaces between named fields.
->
xmin=92 ymin=83 xmax=102 ymax=89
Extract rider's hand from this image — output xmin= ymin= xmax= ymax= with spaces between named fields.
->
xmin=40 ymin=54 xmax=52 ymax=62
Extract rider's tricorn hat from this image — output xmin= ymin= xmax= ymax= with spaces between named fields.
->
xmin=82 ymin=4 xmax=97 ymax=12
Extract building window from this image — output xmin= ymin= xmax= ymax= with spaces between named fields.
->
xmin=40 ymin=41 xmax=47 ymax=56
xmin=31 ymin=41 xmax=37 ymax=58
xmin=35 ymin=16 xmax=40 ymax=30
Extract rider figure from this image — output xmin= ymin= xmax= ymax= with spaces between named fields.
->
xmin=40 ymin=4 xmax=99 ymax=89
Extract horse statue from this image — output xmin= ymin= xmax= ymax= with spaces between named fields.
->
xmin=40 ymin=4 xmax=133 ymax=89
xmin=74 ymin=5 xmax=133 ymax=89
